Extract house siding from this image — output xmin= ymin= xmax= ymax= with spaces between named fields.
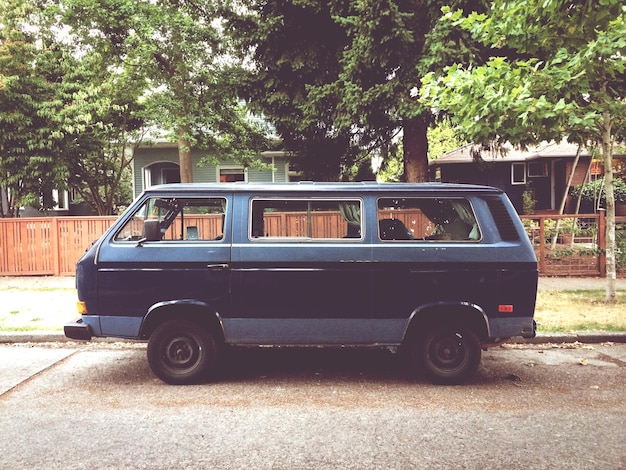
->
xmin=133 ymin=146 xmax=291 ymax=198
xmin=434 ymin=157 xmax=598 ymax=214
xmin=248 ymin=159 xmax=289 ymax=183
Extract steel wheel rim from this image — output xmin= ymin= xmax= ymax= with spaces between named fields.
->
xmin=428 ymin=332 xmax=468 ymax=371
xmin=163 ymin=335 xmax=201 ymax=370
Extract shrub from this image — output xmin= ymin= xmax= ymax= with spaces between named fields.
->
xmin=570 ymin=179 xmax=626 ymax=205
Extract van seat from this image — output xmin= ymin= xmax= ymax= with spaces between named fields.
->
xmin=379 ymin=218 xmax=413 ymax=240
xmin=186 ymin=226 xmax=199 ymax=240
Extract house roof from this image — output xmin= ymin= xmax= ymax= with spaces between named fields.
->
xmin=134 ymin=141 xmax=294 ymax=159
xmin=430 ymin=140 xmax=594 ymax=166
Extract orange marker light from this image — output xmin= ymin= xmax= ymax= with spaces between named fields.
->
xmin=77 ymin=301 xmax=88 ymax=315
xmin=498 ymin=305 xmax=514 ymax=313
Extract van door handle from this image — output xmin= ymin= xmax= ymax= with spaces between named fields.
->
xmin=207 ymin=264 xmax=229 ymax=269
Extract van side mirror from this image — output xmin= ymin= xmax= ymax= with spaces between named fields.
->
xmin=141 ymin=219 xmax=162 ymax=243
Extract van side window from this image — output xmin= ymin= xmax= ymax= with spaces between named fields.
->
xmin=377 ymin=197 xmax=480 ymax=241
xmin=114 ymin=197 xmax=227 ymax=242
xmin=250 ymin=198 xmax=362 ymax=240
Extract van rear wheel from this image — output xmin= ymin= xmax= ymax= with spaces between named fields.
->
xmin=413 ymin=324 xmax=481 ymax=384
xmin=147 ymin=319 xmax=218 ymax=385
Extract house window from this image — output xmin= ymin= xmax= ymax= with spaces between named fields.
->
xmin=511 ymin=163 xmax=526 ymax=185
xmin=52 ymin=189 xmax=69 ymax=210
xmin=590 ymin=160 xmax=603 ymax=181
xmin=527 ymin=161 xmax=548 ymax=177
xmin=144 ymin=162 xmax=180 ymax=188
xmin=219 ymin=167 xmax=246 ymax=182
xmin=162 ymin=167 xmax=181 ymax=184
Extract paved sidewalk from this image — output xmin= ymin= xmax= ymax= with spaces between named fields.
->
xmin=538 ymin=276 xmax=626 ymax=291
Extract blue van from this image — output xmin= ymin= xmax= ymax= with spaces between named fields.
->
xmin=65 ymin=182 xmax=537 ymax=384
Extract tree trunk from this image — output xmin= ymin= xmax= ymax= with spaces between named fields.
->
xmin=178 ymin=125 xmax=194 ymax=183
xmin=551 ymin=144 xmax=582 ymax=250
xmin=601 ymin=111 xmax=616 ymax=303
xmin=402 ymin=116 xmax=429 ymax=183
xmin=0 ymin=186 xmax=8 ymax=217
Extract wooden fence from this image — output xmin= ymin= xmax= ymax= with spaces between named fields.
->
xmin=0 ymin=216 xmax=116 ymax=276
xmin=0 ymin=213 xmax=623 ymax=276
xmin=520 ymin=213 xmax=605 ymax=277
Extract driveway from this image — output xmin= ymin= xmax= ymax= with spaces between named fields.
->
xmin=1 ymin=342 xmax=625 ymax=469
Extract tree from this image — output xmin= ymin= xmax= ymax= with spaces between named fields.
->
xmin=232 ymin=0 xmax=487 ymax=182
xmin=0 ymin=0 xmax=69 ymax=216
xmin=63 ymin=0 xmax=269 ymax=183
xmin=377 ymin=119 xmax=466 ymax=182
xmin=1 ymin=0 xmax=149 ymax=216
xmin=228 ymin=1 xmax=355 ymax=180
xmin=53 ymin=51 xmax=148 ymax=215
xmin=420 ymin=0 xmax=626 ymax=301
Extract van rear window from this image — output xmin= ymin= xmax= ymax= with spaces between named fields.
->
xmin=250 ymin=199 xmax=362 ymax=240
xmin=377 ymin=197 xmax=480 ymax=241
xmin=485 ymin=198 xmax=520 ymax=241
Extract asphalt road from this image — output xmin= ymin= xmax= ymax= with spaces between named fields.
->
xmin=1 ymin=342 xmax=625 ymax=470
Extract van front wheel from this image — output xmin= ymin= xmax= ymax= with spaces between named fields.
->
xmin=415 ymin=324 xmax=481 ymax=384
xmin=147 ymin=320 xmax=218 ymax=385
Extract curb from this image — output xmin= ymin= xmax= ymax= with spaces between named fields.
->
xmin=517 ymin=332 xmax=626 ymax=344
xmin=1 ymin=331 xmax=625 ymax=345
xmin=0 ymin=332 xmax=132 ymax=344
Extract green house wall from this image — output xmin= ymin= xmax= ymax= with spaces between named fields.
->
xmin=133 ymin=146 xmax=290 ymax=198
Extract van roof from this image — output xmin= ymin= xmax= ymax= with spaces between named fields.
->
xmin=144 ymin=182 xmax=503 ymax=195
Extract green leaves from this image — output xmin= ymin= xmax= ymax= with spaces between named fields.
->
xmin=0 ymin=1 xmax=71 ymax=214
xmin=421 ymin=0 xmax=626 ymax=147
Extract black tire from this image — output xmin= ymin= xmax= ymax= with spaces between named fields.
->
xmin=414 ymin=324 xmax=481 ymax=385
xmin=147 ymin=319 xmax=218 ymax=385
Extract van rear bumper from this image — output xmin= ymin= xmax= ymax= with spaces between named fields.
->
xmin=488 ymin=317 xmax=536 ymax=340
xmin=64 ymin=318 xmax=93 ymax=341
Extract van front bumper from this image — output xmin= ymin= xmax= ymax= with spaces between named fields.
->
xmin=64 ymin=318 xmax=93 ymax=341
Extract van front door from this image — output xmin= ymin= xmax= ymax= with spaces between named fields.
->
xmin=95 ymin=196 xmax=231 ymax=338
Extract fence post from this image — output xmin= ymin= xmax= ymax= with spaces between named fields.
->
xmin=538 ymin=217 xmax=545 ymax=274
xmin=598 ymin=209 xmax=606 ymax=277
xmin=51 ymin=217 xmax=60 ymax=276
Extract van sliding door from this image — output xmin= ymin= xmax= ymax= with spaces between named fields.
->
xmin=228 ymin=196 xmax=374 ymax=345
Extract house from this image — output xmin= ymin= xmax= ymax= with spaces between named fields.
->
xmin=132 ymin=143 xmax=297 ymax=198
xmin=429 ymin=140 xmax=625 ymax=214
xmin=16 ymin=145 xmax=296 ymax=217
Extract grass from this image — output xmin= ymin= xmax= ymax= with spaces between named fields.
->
xmin=0 ymin=286 xmax=75 ymax=332
xmin=0 ymin=287 xmax=624 ymax=334
xmin=535 ymin=290 xmax=626 ymax=333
